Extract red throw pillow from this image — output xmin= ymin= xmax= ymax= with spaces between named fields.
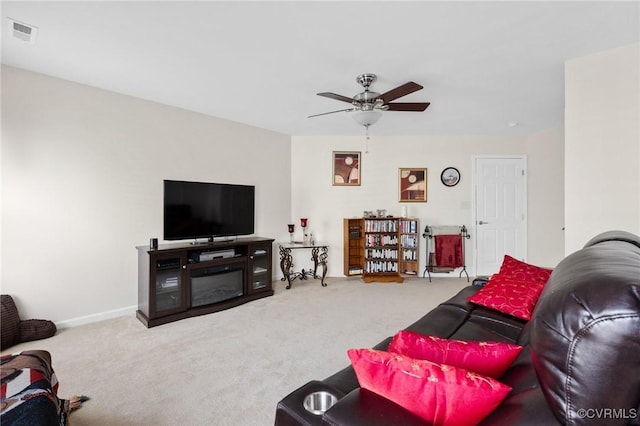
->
xmin=348 ymin=348 xmax=512 ymax=426
xmin=498 ymin=255 xmax=552 ymax=284
xmin=388 ymin=331 xmax=522 ymax=378
xmin=468 ymin=274 xmax=545 ymax=320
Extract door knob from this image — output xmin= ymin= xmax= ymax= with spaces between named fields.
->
xmin=478 ymin=220 xmax=490 ymax=225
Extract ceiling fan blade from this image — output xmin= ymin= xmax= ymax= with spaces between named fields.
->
xmin=379 ymin=82 xmax=423 ymax=103
xmin=317 ymin=92 xmax=355 ymax=103
xmin=385 ymin=102 xmax=430 ymax=112
xmin=308 ymin=108 xmax=356 ymax=118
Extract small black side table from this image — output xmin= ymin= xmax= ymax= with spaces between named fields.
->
xmin=278 ymin=242 xmax=328 ymax=289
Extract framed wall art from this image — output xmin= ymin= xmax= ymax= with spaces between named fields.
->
xmin=332 ymin=151 xmax=361 ymax=186
xmin=399 ymin=168 xmax=427 ymax=202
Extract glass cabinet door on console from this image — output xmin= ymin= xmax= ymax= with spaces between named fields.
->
xmin=150 ymin=252 xmax=187 ymax=318
xmin=248 ymin=243 xmax=272 ymax=294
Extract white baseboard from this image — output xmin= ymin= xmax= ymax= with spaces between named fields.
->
xmin=55 ymin=305 xmax=137 ymax=329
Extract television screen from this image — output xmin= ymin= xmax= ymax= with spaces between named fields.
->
xmin=163 ymin=180 xmax=255 ymax=241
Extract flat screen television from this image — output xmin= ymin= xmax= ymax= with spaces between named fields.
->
xmin=163 ymin=180 xmax=255 ymax=241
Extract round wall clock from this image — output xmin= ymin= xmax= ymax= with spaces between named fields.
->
xmin=440 ymin=167 xmax=460 ymax=187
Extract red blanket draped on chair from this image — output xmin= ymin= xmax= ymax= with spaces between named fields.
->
xmin=434 ymin=234 xmax=463 ymax=268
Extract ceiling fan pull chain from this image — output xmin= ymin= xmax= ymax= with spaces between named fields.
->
xmin=365 ymin=124 xmax=370 ymax=154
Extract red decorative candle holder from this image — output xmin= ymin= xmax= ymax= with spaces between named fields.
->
xmin=300 ymin=218 xmax=309 ymax=243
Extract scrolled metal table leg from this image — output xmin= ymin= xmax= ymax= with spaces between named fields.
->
xmin=319 ymin=246 xmax=328 ymax=286
xmin=279 ymin=246 xmax=294 ymax=289
xmin=311 ymin=247 xmax=320 ymax=279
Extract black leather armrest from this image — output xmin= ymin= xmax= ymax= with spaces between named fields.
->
xmin=275 ymin=381 xmax=346 ymax=426
xmin=472 ymin=276 xmax=490 ymax=287
xmin=322 ymin=388 xmax=429 ymax=426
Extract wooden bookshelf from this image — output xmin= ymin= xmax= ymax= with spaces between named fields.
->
xmin=343 ymin=217 xmax=419 ymax=283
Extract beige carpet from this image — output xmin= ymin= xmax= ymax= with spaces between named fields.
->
xmin=2 ymin=277 xmax=469 ymax=426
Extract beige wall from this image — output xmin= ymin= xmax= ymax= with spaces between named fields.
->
xmin=2 ymin=63 xmax=571 ymax=325
xmin=291 ymin=130 xmax=565 ymax=277
xmin=565 ymin=43 xmax=640 ymax=254
xmin=526 ymin=125 xmax=565 ymax=267
xmin=1 ymin=66 xmax=292 ymax=323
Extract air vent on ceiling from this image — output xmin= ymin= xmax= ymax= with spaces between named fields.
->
xmin=7 ymin=17 xmax=38 ymax=44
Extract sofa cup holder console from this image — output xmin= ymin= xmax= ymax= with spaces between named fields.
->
xmin=303 ymin=391 xmax=338 ymax=415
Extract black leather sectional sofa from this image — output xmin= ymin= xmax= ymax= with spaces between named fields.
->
xmin=275 ymin=230 xmax=640 ymax=425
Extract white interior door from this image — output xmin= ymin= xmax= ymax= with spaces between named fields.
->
xmin=473 ymin=156 xmax=527 ymax=276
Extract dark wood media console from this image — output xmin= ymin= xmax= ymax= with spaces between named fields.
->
xmin=136 ymin=237 xmax=274 ymax=327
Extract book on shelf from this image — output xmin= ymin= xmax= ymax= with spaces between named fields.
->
xmin=365 ymin=260 xmax=398 ymax=273
xmin=364 ymin=219 xmax=398 ymax=233
xmin=348 ymin=266 xmax=363 ymax=274
xmin=399 ymin=219 xmax=418 ymax=233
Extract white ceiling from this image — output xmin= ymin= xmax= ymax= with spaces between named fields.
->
xmin=2 ymin=1 xmax=639 ymax=136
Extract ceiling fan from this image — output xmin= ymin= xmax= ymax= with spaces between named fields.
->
xmin=309 ymin=73 xmax=430 ymax=126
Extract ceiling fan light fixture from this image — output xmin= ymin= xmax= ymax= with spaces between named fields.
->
xmin=311 ymin=74 xmax=429 ymax=127
xmin=352 ymin=109 xmax=382 ymax=127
